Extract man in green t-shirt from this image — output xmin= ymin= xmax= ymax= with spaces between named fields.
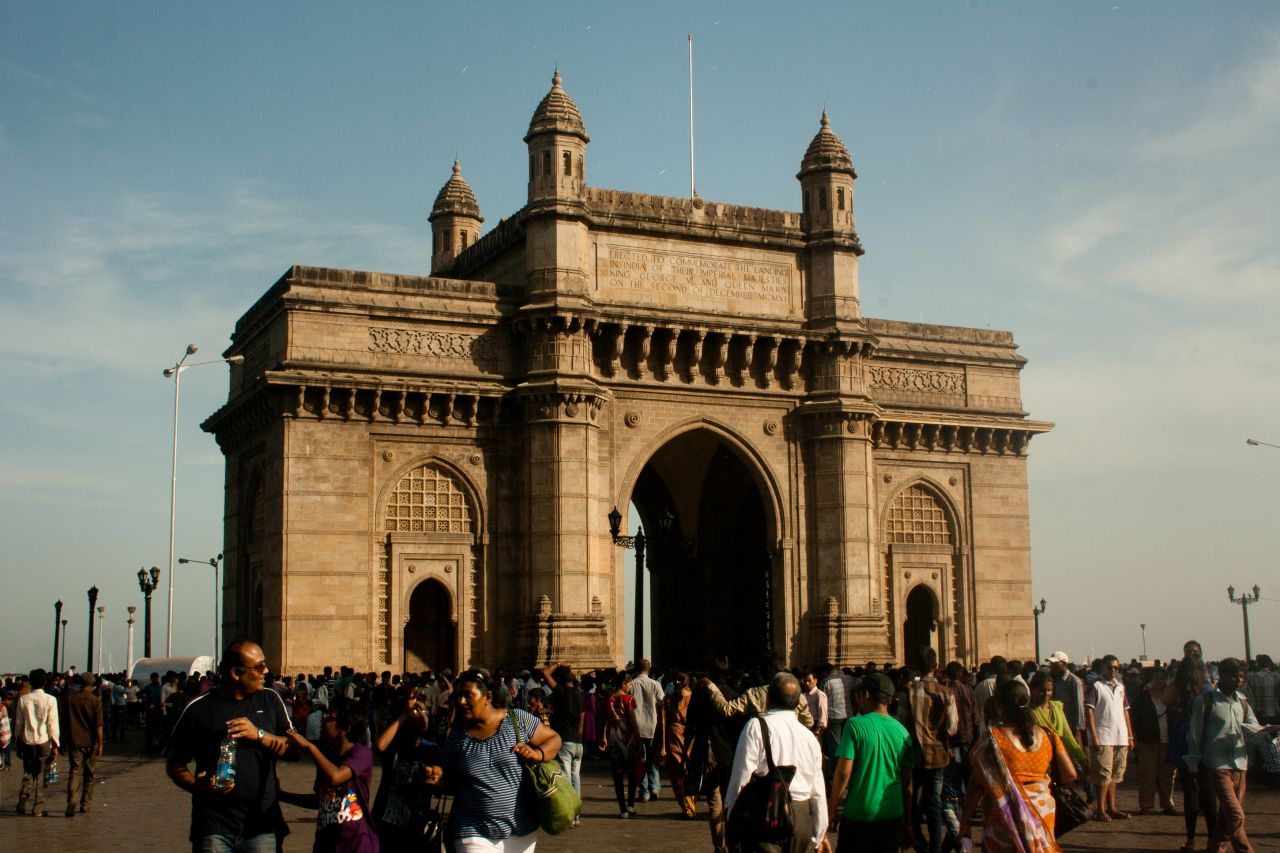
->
xmin=828 ymin=673 xmax=915 ymax=853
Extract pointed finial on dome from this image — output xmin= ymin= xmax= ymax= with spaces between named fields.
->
xmin=821 ymin=108 xmax=829 ymax=128
xmin=452 ymin=158 xmax=462 ymax=176
xmin=552 ymin=66 xmax=562 ymax=88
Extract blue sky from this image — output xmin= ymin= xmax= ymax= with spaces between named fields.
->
xmin=3 ymin=2 xmax=1279 ymax=672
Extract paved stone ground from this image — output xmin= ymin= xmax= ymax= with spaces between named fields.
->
xmin=2 ymin=733 xmax=1278 ymax=851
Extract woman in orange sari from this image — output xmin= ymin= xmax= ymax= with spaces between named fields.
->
xmin=959 ymin=679 xmax=1076 ymax=852
xmin=662 ymin=672 xmax=696 ymax=818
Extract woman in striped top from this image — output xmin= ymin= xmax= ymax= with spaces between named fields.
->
xmin=423 ymin=668 xmax=561 ymax=852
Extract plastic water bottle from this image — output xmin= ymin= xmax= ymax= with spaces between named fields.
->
xmin=214 ymin=735 xmax=237 ymax=788
xmin=44 ymin=763 xmax=58 ymax=786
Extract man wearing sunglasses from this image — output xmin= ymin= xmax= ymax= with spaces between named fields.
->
xmin=166 ymin=640 xmax=299 ymax=852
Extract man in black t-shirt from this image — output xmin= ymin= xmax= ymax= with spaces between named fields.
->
xmin=541 ymin=664 xmax=585 ymax=825
xmin=166 ymin=640 xmax=297 ymax=852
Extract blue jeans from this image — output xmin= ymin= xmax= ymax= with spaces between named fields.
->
xmin=558 ymin=740 xmax=584 ymax=796
xmin=193 ymin=833 xmax=278 ymax=853
xmin=639 ymin=735 xmax=662 ymax=797
xmin=913 ymin=766 xmax=945 ymax=853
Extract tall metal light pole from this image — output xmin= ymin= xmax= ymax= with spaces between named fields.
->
xmin=96 ymin=605 xmax=106 ymax=673
xmin=60 ymin=619 xmax=69 ymax=672
xmin=609 ymin=506 xmax=647 ymax=663
xmin=1140 ymin=623 xmax=1148 ymax=661
xmin=52 ymin=599 xmax=63 ymax=673
xmin=138 ymin=566 xmax=161 ymax=658
xmin=126 ymin=606 xmax=137 ymax=674
xmin=1032 ymin=598 xmax=1047 ymax=663
xmin=1246 ymin=438 xmax=1280 ymax=450
xmin=86 ymin=586 xmax=99 ymax=672
xmin=179 ymin=553 xmax=223 ymax=663
xmin=162 ymin=346 xmax=243 ymax=656
xmin=1227 ymin=584 xmax=1261 ymax=661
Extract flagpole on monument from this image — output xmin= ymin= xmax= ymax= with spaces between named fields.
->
xmin=689 ymin=34 xmax=696 ymax=200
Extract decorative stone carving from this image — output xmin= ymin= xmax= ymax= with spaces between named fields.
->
xmin=868 ymin=365 xmax=965 ymax=395
xmin=382 ymin=450 xmax=395 ymax=462
xmin=624 ymin=411 xmax=641 ymax=428
xmin=368 ymin=327 xmax=506 ymax=362
xmin=763 ymin=419 xmax=779 ymax=436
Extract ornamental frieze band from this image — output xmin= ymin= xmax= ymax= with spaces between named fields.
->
xmin=868 ymin=365 xmax=966 ymax=395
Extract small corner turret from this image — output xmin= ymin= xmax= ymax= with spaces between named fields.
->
xmin=525 ymin=69 xmax=589 ymax=204
xmin=429 ymin=159 xmax=484 ymax=274
xmin=798 ymin=111 xmax=863 ymax=326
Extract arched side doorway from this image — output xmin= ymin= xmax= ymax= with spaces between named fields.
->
xmin=376 ymin=459 xmax=482 ymax=672
xmin=405 ymin=579 xmax=456 ymax=673
xmin=882 ymin=482 xmax=967 ymax=666
xmin=625 ymin=426 xmax=781 ymax=671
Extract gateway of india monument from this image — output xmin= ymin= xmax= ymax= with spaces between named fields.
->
xmin=204 ymin=72 xmax=1052 ymax=675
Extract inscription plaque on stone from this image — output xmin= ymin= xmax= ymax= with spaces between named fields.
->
xmin=599 ymin=242 xmax=796 ymax=318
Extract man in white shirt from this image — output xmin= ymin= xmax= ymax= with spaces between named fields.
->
xmin=631 ymin=658 xmax=666 ymax=802
xmin=726 ymin=672 xmax=829 ymax=852
xmin=1085 ymin=653 xmax=1134 ymax=822
xmin=14 ymin=668 xmax=61 ymax=817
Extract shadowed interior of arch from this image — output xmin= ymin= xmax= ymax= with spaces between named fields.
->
xmin=405 ymin=578 xmax=455 ymax=673
xmin=627 ymin=428 xmax=775 ymax=671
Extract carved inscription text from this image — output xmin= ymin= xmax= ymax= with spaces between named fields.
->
xmin=604 ymin=245 xmax=791 ymax=305
xmin=368 ymin=327 xmax=505 ymax=363
xmin=868 ymin=366 xmax=966 ymax=395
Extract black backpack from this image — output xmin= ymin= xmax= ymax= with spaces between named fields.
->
xmin=726 ymin=716 xmax=796 ymax=848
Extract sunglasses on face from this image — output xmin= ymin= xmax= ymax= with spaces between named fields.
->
xmin=237 ymin=662 xmax=269 ymax=674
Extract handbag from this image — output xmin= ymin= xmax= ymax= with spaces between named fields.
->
xmin=1045 ymin=726 xmax=1089 ymax=838
xmin=1050 ymin=780 xmax=1089 ymax=837
xmin=509 ymin=710 xmax=581 ymax=835
xmin=726 ymin=716 xmax=796 ymax=849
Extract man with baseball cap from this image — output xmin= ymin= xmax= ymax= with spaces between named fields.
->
xmin=1045 ymin=652 xmax=1085 ymax=749
xmin=828 ymin=673 xmax=915 ymax=853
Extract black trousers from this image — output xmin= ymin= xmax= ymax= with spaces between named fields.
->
xmin=836 ymin=816 xmax=904 ymax=853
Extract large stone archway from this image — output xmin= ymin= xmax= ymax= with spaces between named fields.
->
xmin=205 ymin=71 xmax=1051 ymax=673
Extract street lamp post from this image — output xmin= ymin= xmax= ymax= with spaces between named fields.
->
xmin=1140 ymin=623 xmax=1148 ymax=661
xmin=96 ymin=605 xmax=106 ymax=673
xmin=60 ymin=619 xmax=68 ymax=672
xmin=1032 ymin=598 xmax=1047 ymax=663
xmin=1246 ymin=438 xmax=1280 ymax=450
xmin=52 ymin=600 xmax=63 ymax=673
xmin=86 ymin=586 xmax=99 ymax=673
xmin=162 ymin=345 xmax=244 ymax=656
xmin=138 ymin=566 xmax=161 ymax=658
xmin=179 ymin=553 xmax=223 ymax=663
xmin=126 ymin=606 xmax=137 ymax=674
xmin=608 ymin=506 xmax=647 ymax=663
xmin=1227 ymin=584 xmax=1261 ymax=661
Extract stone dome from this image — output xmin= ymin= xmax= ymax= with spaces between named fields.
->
xmin=429 ymin=160 xmax=483 ymax=222
xmin=798 ymin=111 xmax=856 ymax=178
xmin=525 ymin=70 xmax=589 ymax=142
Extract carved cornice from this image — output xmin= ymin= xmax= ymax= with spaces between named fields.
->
xmin=870 ymin=419 xmax=1049 ymax=456
xmin=517 ymin=382 xmax=608 ymax=424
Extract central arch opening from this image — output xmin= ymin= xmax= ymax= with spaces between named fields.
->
xmin=625 ymin=428 xmax=775 ymax=671
xmin=404 ymin=579 xmax=455 ymax=673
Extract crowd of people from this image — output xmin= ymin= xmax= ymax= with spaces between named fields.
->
xmin=1 ymin=639 xmax=1278 ymax=853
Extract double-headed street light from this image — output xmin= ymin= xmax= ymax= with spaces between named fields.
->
xmin=179 ymin=553 xmax=223 ymax=663
xmin=138 ymin=566 xmax=161 ymax=658
xmin=162 ymin=345 xmax=243 ymax=656
xmin=1227 ymin=584 xmax=1261 ymax=661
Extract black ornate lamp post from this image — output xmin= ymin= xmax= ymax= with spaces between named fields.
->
xmin=1227 ymin=584 xmax=1261 ymax=661
xmin=86 ymin=586 xmax=99 ymax=673
xmin=60 ymin=619 xmax=68 ymax=672
xmin=1032 ymin=598 xmax=1047 ymax=663
xmin=1140 ymin=623 xmax=1148 ymax=661
xmin=138 ymin=566 xmax=161 ymax=658
xmin=179 ymin=553 xmax=223 ymax=663
xmin=52 ymin=600 xmax=63 ymax=673
xmin=608 ymin=506 xmax=646 ymax=663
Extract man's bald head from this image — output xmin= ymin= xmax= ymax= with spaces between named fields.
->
xmin=767 ymin=671 xmax=801 ymax=710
